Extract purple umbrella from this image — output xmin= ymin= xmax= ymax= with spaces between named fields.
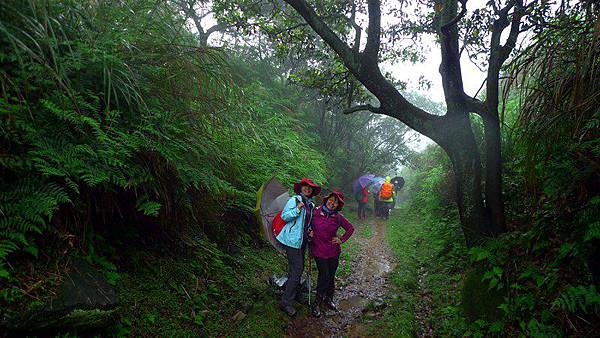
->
xmin=358 ymin=174 xmax=376 ymax=187
xmin=352 ymin=174 xmax=375 ymax=196
xmin=368 ymin=177 xmax=386 ymax=193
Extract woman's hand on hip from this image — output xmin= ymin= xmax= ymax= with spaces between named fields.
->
xmin=331 ymin=237 xmax=342 ymax=245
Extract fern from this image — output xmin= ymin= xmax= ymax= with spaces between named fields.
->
xmin=553 ymin=285 xmax=600 ymax=314
xmin=584 ymin=222 xmax=600 ymax=242
xmin=582 ymin=197 xmax=600 ymax=242
xmin=136 ymin=198 xmax=162 ymax=217
xmin=0 ymin=179 xmax=71 ymax=277
xmin=0 ymin=0 xmax=330 ymax=281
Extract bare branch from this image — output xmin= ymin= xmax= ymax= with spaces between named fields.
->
xmin=205 ymin=23 xmax=234 ymax=36
xmin=438 ymin=0 xmax=468 ymax=113
xmin=499 ymin=3 xmax=524 ymax=62
xmin=465 ymin=96 xmax=487 ymax=115
xmin=362 ymin=0 xmax=382 ymax=65
xmin=474 ymin=78 xmax=487 ymax=99
xmin=348 ymin=1 xmax=361 ymax=53
xmin=268 ymin=22 xmax=309 ymax=36
xmin=485 ymin=0 xmax=523 ymax=117
xmin=441 ymin=0 xmax=468 ymax=34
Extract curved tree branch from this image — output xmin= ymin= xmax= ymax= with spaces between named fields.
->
xmin=283 ymin=0 xmax=360 ymax=72
xmin=206 ymin=23 xmax=233 ymax=36
xmin=485 ymin=0 xmax=523 ymax=117
xmin=283 ymin=0 xmax=443 ymax=143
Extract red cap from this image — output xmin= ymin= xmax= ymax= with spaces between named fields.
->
xmin=293 ymin=178 xmax=321 ymax=197
xmin=322 ymin=191 xmax=345 ymax=211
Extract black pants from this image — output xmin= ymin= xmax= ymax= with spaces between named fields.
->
xmin=357 ymin=201 xmax=367 ymax=218
xmin=281 ymin=242 xmax=306 ymax=307
xmin=314 ymin=255 xmax=339 ymax=299
xmin=381 ymin=201 xmax=392 ymax=219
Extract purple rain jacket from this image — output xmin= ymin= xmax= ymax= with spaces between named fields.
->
xmin=310 ymin=206 xmax=354 ymax=259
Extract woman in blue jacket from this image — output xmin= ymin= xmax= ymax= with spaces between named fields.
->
xmin=276 ymin=177 xmax=321 ymax=316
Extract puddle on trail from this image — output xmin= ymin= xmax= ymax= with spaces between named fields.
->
xmin=363 ymin=259 xmax=392 ymax=279
xmin=338 ymin=295 xmax=368 ymax=312
xmin=285 ymin=219 xmax=396 ymax=338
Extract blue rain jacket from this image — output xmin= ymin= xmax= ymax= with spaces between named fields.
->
xmin=276 ymin=195 xmax=314 ymax=249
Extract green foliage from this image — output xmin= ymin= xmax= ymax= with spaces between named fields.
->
xmin=0 ymin=1 xmax=334 ymax=336
xmin=0 ymin=0 xmax=329 ymax=281
xmin=115 ymin=234 xmax=287 ymax=336
xmin=367 ymin=200 xmax=468 ymax=337
xmin=213 ymin=1 xmax=420 ymax=190
xmin=403 ymin=145 xmax=455 ymax=220
xmin=84 ymin=243 xmax=119 ymax=286
xmin=553 ymin=285 xmax=600 ymax=315
xmin=0 ymin=179 xmax=70 ymax=277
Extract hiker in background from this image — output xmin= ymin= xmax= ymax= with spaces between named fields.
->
xmin=391 ymin=176 xmax=405 ymax=209
xmin=357 ymin=185 xmax=368 ymax=219
xmin=372 ymin=188 xmax=381 ymax=218
xmin=308 ymin=191 xmax=354 ymax=317
xmin=276 ymin=178 xmax=320 ymax=317
xmin=379 ymin=176 xmax=394 ymax=220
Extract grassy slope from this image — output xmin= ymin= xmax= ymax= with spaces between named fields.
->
xmin=111 ymin=236 xmax=291 ymax=337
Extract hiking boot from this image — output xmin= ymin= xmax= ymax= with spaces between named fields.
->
xmin=324 ymin=296 xmax=338 ymax=311
xmin=280 ymin=303 xmax=297 ymax=317
xmin=311 ymin=294 xmax=323 ymax=317
xmin=311 ymin=300 xmax=322 ymax=317
xmin=325 ymin=286 xmax=338 ymax=311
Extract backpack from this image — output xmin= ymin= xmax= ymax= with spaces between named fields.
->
xmin=354 ymin=189 xmax=363 ymax=201
xmin=380 ymin=182 xmax=393 ymax=199
xmin=272 ymin=196 xmax=300 ymax=237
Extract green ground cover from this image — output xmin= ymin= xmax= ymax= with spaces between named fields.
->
xmin=111 ymin=237 xmax=289 ymax=337
xmin=361 ymin=203 xmax=468 ymax=337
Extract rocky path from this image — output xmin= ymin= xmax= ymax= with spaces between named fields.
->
xmin=285 ymin=218 xmax=396 ymax=337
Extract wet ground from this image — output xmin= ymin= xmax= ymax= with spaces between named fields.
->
xmin=285 ymin=218 xmax=396 ymax=337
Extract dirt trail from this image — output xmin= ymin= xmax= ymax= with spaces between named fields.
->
xmin=285 ymin=218 xmax=396 ymax=337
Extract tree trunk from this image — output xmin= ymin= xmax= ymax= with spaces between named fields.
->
xmin=280 ymin=0 xmax=515 ymax=247
xmin=482 ymin=114 xmax=506 ymax=235
xmin=439 ymin=114 xmax=490 ymax=247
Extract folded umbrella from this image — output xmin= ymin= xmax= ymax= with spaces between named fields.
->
xmin=255 ymin=176 xmax=289 ymax=254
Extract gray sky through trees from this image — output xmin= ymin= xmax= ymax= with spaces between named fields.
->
xmin=197 ymin=0 xmax=504 ymax=153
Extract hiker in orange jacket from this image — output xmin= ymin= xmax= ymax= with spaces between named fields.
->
xmin=378 ymin=176 xmax=394 ymax=220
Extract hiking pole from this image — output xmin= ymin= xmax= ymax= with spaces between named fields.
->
xmin=307 ymin=245 xmax=312 ymax=306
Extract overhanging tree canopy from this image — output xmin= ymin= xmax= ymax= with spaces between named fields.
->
xmin=214 ymin=0 xmax=567 ymax=247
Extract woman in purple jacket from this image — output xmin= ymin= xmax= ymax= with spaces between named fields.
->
xmin=308 ymin=191 xmax=354 ymax=317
